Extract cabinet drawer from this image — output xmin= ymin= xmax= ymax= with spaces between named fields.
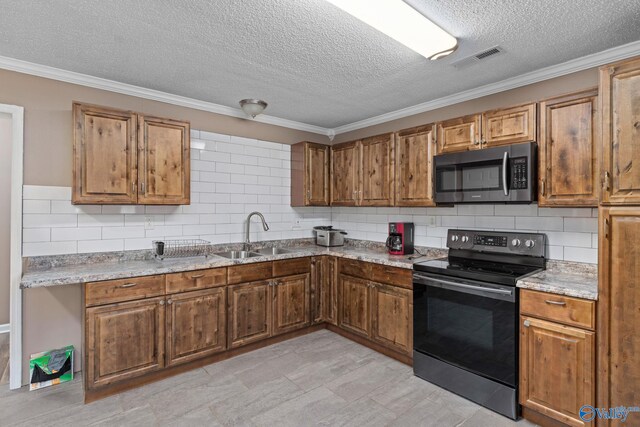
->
xmin=166 ymin=268 xmax=226 ymax=294
xmin=228 ymin=262 xmax=273 ymax=285
xmin=273 ymin=257 xmax=311 ymax=277
xmin=370 ymin=264 xmax=412 ymax=289
xmin=85 ymin=275 xmax=165 ymax=307
xmin=520 ymin=289 xmax=595 ymax=330
xmin=339 ymin=258 xmax=370 ymax=279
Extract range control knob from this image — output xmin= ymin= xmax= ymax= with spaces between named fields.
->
xmin=461 ymin=236 xmax=469 ymax=243
xmin=525 ymin=239 xmax=536 ymax=249
xmin=451 ymin=235 xmax=459 ymax=242
xmin=511 ymin=239 xmax=521 ymax=247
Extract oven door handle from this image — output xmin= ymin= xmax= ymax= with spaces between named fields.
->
xmin=502 ymin=151 xmax=509 ymax=196
xmin=414 ymin=274 xmax=514 ymax=299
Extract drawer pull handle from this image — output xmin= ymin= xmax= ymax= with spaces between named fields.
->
xmin=545 ymin=300 xmax=566 ymax=306
xmin=119 ymin=283 xmax=137 ymax=288
xmin=190 ymin=274 xmax=205 ymax=279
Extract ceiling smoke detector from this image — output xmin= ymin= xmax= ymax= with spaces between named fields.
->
xmin=239 ymin=99 xmax=268 ymax=118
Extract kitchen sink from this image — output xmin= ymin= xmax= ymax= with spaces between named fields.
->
xmin=213 ymin=250 xmax=262 ymax=259
xmin=254 ymin=247 xmax=295 ymax=255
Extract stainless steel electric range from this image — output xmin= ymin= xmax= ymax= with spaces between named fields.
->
xmin=412 ymin=229 xmax=546 ymax=419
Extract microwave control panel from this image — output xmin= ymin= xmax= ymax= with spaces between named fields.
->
xmin=510 ymin=157 xmax=528 ymax=189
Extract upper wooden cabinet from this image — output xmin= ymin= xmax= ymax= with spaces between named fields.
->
xmin=330 ymin=134 xmax=394 ymax=206
xmin=436 ymin=103 xmax=536 ymax=154
xmin=360 ymin=133 xmax=395 ymax=206
xmin=73 ymin=103 xmax=190 ymax=205
xmin=73 ymin=103 xmax=138 ymax=204
xmin=331 ymin=141 xmax=360 ymax=206
xmin=482 ymin=103 xmax=536 ymax=148
xmin=437 ymin=114 xmax=482 ymax=154
xmin=137 ymin=115 xmax=190 ymax=205
xmin=291 ymin=142 xmax=330 ymax=206
xmin=600 ymin=57 xmax=640 ymax=205
xmin=395 ymin=124 xmax=437 ymax=206
xmin=538 ymin=90 xmax=599 ymax=207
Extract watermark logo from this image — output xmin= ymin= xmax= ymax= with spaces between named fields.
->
xmin=579 ymin=405 xmax=640 ymax=423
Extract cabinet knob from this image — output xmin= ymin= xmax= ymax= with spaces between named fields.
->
xmin=167 ymin=299 xmax=173 ymax=305
xmin=523 ymin=319 xmax=530 ymax=327
xmin=159 ymin=300 xmax=165 ymax=306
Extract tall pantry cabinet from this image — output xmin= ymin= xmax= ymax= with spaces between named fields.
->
xmin=597 ymin=56 xmax=640 ymax=425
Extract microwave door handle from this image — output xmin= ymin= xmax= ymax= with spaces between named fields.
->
xmin=502 ymin=151 xmax=509 ymax=196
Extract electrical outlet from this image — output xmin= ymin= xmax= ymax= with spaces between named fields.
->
xmin=144 ymin=216 xmax=154 ymax=230
xmin=427 ymin=216 xmax=437 ymax=227
xmin=291 ymin=219 xmax=302 ymax=230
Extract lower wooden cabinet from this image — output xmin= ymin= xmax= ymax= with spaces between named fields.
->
xmin=338 ymin=266 xmax=413 ymax=356
xmin=228 ymin=281 xmax=272 ymax=348
xmin=272 ymin=273 xmax=310 ymax=335
xmin=370 ymin=283 xmax=412 ymax=355
xmin=338 ymin=274 xmax=371 ymax=337
xmin=85 ymin=297 xmax=165 ymax=390
xmin=520 ymin=316 xmax=595 ymax=427
xmin=165 ymin=288 xmax=226 ymax=367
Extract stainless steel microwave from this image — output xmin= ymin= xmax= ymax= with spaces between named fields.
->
xmin=433 ymin=142 xmax=537 ymax=204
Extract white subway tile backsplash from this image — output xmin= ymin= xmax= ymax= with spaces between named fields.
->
xmin=51 ymin=227 xmax=101 ymax=242
xmin=22 ymin=130 xmax=597 ymax=264
xmin=23 ymin=200 xmax=50 ymax=214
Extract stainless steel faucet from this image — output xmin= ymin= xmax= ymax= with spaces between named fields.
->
xmin=244 ymin=212 xmax=269 ymax=250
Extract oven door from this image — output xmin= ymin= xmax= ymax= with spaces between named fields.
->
xmin=413 ymin=273 xmax=518 ymax=387
xmin=433 ymin=142 xmax=536 ymax=204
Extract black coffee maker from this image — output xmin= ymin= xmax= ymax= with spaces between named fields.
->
xmin=386 ymin=222 xmax=414 ymax=255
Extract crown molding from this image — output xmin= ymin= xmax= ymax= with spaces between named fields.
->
xmin=332 ymin=39 xmax=640 ymax=135
xmin=0 ymin=55 xmax=332 ymax=136
xmin=2 ymin=39 xmax=640 ymax=138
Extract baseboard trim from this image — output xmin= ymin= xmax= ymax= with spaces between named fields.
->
xmin=0 ymin=324 xmax=9 ymax=334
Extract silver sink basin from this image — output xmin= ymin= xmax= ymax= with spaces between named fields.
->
xmin=214 ymin=250 xmax=262 ymax=259
xmin=255 ymin=247 xmax=295 ymax=255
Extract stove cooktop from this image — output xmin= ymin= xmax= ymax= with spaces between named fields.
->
xmin=413 ymin=256 xmax=543 ymax=286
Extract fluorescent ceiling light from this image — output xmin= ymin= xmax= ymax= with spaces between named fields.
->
xmin=325 ymin=0 xmax=457 ymax=60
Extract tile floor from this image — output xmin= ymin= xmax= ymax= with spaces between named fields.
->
xmin=0 ymin=330 xmax=537 ymax=426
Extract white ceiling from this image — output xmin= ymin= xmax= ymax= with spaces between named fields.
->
xmin=1 ymin=0 xmax=639 ymax=130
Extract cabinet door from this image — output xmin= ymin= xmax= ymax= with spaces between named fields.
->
xmin=338 ymin=274 xmax=370 ymax=337
xmin=72 ymin=103 xmax=138 ymax=204
xmin=436 ymin=114 xmax=481 ymax=154
xmin=324 ymin=257 xmax=338 ymax=325
xmin=306 ymin=143 xmax=330 ymax=206
xmin=228 ymin=281 xmax=272 ymax=348
xmin=598 ymin=207 xmax=640 ymax=424
xmin=601 ymin=58 xmax=640 ymax=205
xmin=395 ymin=125 xmax=436 ymax=206
xmin=138 ymin=115 xmax=190 ymax=205
xmin=85 ymin=297 xmax=165 ymax=389
xmin=331 ymin=141 xmax=360 ymax=206
xmin=360 ymin=134 xmax=394 ymax=206
xmin=310 ymin=257 xmax=323 ymax=324
xmin=370 ymin=283 xmax=412 ymax=355
xmin=539 ymin=91 xmax=598 ymax=206
xmin=520 ymin=316 xmax=594 ymax=427
xmin=165 ymin=288 xmax=226 ymax=367
xmin=482 ymin=103 xmax=536 ymax=148
xmin=272 ymin=274 xmax=310 ymax=335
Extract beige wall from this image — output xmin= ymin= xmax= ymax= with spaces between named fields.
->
xmin=332 ymin=68 xmax=599 ymax=143
xmin=0 ymin=113 xmax=11 ymax=325
xmin=0 ymin=69 xmax=329 ymax=187
xmin=10 ymin=66 xmax=600 ymax=384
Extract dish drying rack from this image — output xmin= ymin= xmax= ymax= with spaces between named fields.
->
xmin=153 ymin=239 xmax=211 ymax=260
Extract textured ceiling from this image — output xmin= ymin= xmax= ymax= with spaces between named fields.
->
xmin=1 ymin=0 xmax=639 ymax=128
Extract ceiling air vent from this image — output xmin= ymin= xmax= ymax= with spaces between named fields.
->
xmin=451 ymin=46 xmax=504 ymax=69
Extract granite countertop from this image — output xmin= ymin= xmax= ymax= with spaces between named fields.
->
xmin=516 ymin=260 xmax=598 ymax=300
xmin=20 ymin=240 xmax=446 ymax=289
